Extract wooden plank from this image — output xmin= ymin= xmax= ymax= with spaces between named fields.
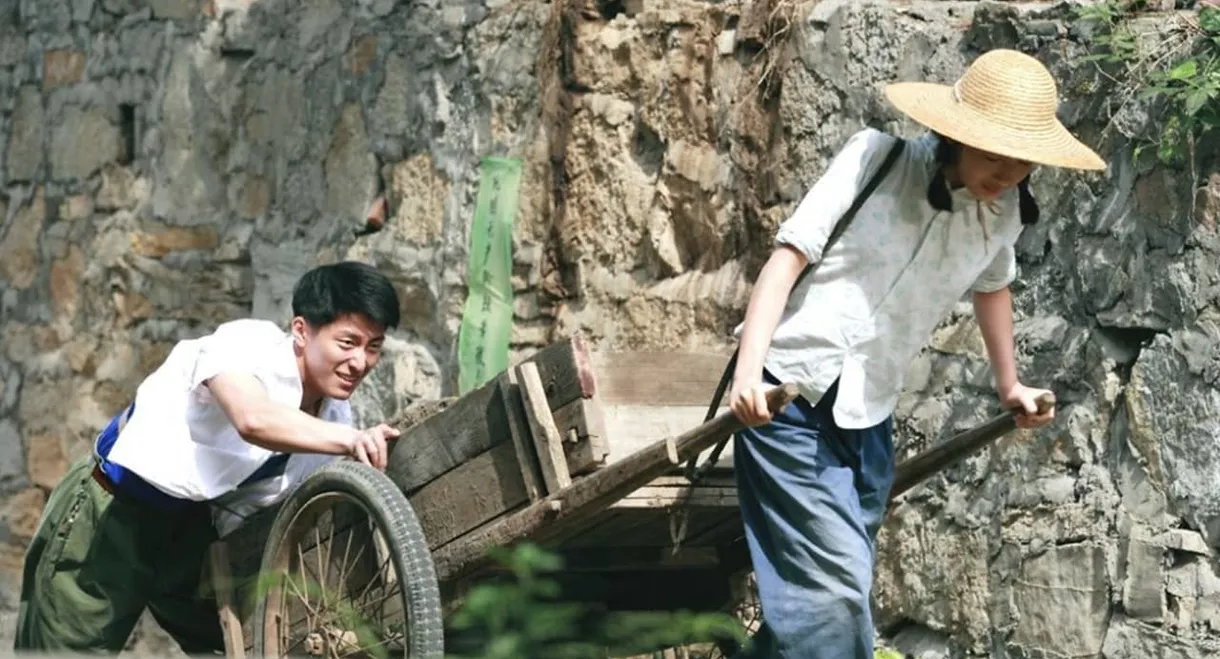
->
xmin=497 ymin=369 xmax=545 ymax=501
xmin=613 ymin=486 xmax=739 ymax=508
xmin=408 ymin=441 xmax=530 ymax=550
xmin=517 ymin=361 xmax=572 ymax=494
xmin=385 ymin=335 xmax=594 ymax=495
xmin=221 ymin=506 xmax=278 ymax=598
xmin=208 ymin=542 xmax=246 ymax=659
xmin=430 ymin=383 xmax=799 ymax=584
xmin=552 ymin=395 xmax=610 ymax=476
xmin=589 ymin=351 xmax=731 ymax=406
xmin=646 ymin=475 xmax=737 ymax=488
xmin=601 ymin=404 xmax=736 ymax=467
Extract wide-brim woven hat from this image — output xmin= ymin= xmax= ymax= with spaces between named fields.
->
xmin=884 ymin=49 xmax=1106 ymax=171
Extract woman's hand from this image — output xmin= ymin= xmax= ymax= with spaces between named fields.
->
xmin=729 ymin=378 xmax=774 ymax=427
xmin=1000 ymin=382 xmax=1055 ymax=429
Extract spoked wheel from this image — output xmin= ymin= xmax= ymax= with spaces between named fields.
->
xmin=252 ymin=460 xmax=444 ymax=658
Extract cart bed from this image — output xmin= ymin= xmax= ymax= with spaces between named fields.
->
xmin=218 ymin=337 xmax=750 ymax=635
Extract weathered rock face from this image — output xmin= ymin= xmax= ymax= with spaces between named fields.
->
xmin=1 ymin=0 xmax=1219 ymax=657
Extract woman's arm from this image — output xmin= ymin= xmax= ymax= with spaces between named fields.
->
xmin=973 ymin=286 xmax=1055 ymax=428
xmin=730 ymin=245 xmax=807 ymax=425
xmin=972 ymin=286 xmax=1019 ymax=396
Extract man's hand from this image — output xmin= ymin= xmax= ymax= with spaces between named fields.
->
xmin=346 ymin=424 xmax=400 ymax=471
xmin=729 ymin=379 xmax=774 ymax=427
xmin=1000 ymin=382 xmax=1055 ymax=429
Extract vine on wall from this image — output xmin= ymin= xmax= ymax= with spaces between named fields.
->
xmin=1078 ymin=1 xmax=1220 ymax=167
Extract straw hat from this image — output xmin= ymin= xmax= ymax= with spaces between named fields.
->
xmin=884 ymin=49 xmax=1106 ymax=171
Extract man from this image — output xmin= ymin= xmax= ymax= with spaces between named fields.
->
xmin=727 ymin=50 xmax=1104 ymax=657
xmin=14 ymin=260 xmax=403 ymax=654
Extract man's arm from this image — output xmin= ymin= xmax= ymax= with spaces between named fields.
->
xmin=205 ymin=371 xmax=358 ymax=456
xmin=972 ymin=286 xmax=1019 ymax=396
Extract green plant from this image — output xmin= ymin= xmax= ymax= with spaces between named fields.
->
xmin=447 ymin=544 xmax=750 ymax=659
xmin=1077 ymin=2 xmax=1220 ymax=167
xmin=249 ymin=542 xmax=750 ymax=659
xmin=1079 ymin=0 xmax=1142 ymax=64
xmin=248 ymin=569 xmax=393 ymax=659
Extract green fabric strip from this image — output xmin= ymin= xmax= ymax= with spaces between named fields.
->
xmin=458 ymin=156 xmax=523 ymax=394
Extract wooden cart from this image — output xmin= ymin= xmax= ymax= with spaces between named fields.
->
xmin=206 ymin=333 xmax=1051 ymax=658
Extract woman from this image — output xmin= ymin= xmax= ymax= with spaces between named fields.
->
xmin=727 ymin=49 xmax=1106 ymax=658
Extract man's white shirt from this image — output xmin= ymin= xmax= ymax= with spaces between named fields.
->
xmin=104 ymin=318 xmax=350 ymax=537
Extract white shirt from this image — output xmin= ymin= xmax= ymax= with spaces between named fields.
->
xmin=104 ymin=318 xmax=350 ymax=536
xmin=754 ymin=128 xmax=1024 ymax=429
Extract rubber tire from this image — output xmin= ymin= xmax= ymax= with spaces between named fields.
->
xmin=251 ymin=460 xmax=445 ymax=658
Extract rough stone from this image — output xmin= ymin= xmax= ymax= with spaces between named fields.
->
xmin=50 ymin=105 xmax=123 ymax=181
xmin=6 ymin=87 xmax=45 ymax=182
xmin=130 ymin=226 xmax=219 ymax=258
xmin=1124 ymin=534 xmax=1166 ymax=622
xmin=874 ymin=505 xmax=993 ymax=653
xmin=49 ymin=245 xmax=85 ymax=326
xmin=25 ymin=434 xmax=67 ymax=491
xmin=1160 ymin=529 xmax=1213 ymax=557
xmin=324 ymin=102 xmax=378 ymax=225
xmin=41 ymin=49 xmax=85 ymax=89
xmin=95 ymin=164 xmax=150 ymax=212
xmin=1198 ymin=173 xmax=1220 ymax=233
xmin=148 ymin=0 xmax=200 ymax=20
xmin=1102 ymin=615 xmax=1216 ymax=659
xmin=385 ymin=153 xmax=447 ymax=246
xmin=0 ymin=487 xmax=45 ymax=540
xmin=0 ymin=1 xmax=1217 ymax=655
xmin=59 ymin=195 xmax=94 ymax=221
xmin=1009 ymin=544 xmax=1109 ymax=657
xmin=0 ymin=420 xmax=27 ymax=495
xmin=1127 ymin=332 xmax=1220 ymax=545
xmin=0 ymin=187 xmax=45 ymax=290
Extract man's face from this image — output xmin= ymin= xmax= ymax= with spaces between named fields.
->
xmin=957 ymin=145 xmax=1035 ymax=202
xmin=292 ymin=313 xmax=386 ymax=400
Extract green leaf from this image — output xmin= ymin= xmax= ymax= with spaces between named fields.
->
xmin=1185 ymin=88 xmax=1210 ymax=116
xmin=1200 ymin=7 xmax=1220 ymax=36
xmin=1168 ymin=59 xmax=1198 ymax=81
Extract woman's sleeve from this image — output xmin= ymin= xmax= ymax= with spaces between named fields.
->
xmin=971 ymin=243 xmax=1018 ymax=293
xmin=774 ymin=128 xmax=895 ymax=264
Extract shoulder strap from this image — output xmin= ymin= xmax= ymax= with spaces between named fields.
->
xmin=683 ymin=136 xmax=906 ymax=482
xmin=788 ymin=135 xmax=908 ymax=293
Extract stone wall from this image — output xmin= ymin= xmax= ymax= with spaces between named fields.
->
xmin=1 ymin=0 xmax=1219 ymax=657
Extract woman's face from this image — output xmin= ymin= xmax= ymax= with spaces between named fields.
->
xmin=955 ymin=144 xmax=1035 ymax=202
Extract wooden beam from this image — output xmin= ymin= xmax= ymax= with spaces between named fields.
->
xmin=408 ymin=441 xmax=530 ymax=550
xmin=385 ymin=335 xmax=595 ymax=495
xmin=430 ymin=383 xmax=799 ymax=584
xmin=890 ymin=392 xmax=1055 ymax=500
xmin=552 ymin=395 xmax=610 ymax=476
xmin=208 ymin=542 xmax=246 ymax=659
xmin=497 ymin=369 xmax=545 ymax=501
xmin=517 ymin=361 xmax=572 ymax=494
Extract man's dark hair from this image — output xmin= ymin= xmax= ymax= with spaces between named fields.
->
xmin=291 ymin=261 xmax=400 ymax=331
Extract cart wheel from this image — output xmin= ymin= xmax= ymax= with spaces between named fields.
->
xmin=252 ymin=460 xmax=444 ymax=658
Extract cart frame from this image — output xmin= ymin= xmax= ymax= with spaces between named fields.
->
xmin=206 ymin=333 xmax=1050 ymax=658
